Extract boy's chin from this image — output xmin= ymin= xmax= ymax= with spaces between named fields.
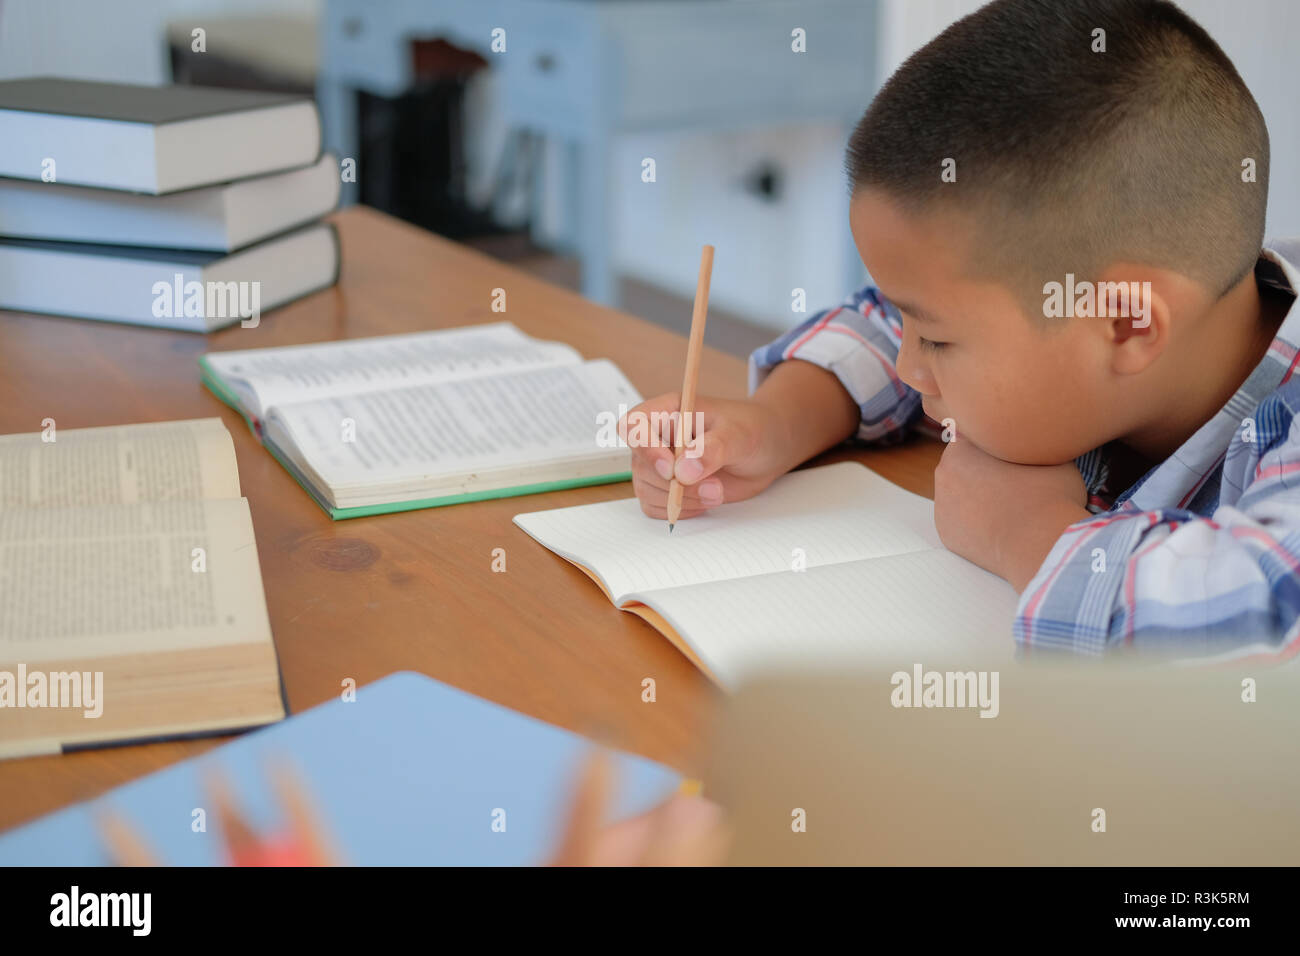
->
xmin=985 ymin=446 xmax=1084 ymax=468
xmin=956 ymin=432 xmax=1082 ymax=468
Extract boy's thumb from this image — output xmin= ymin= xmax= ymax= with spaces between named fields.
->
xmin=673 ymin=420 xmax=738 ymax=485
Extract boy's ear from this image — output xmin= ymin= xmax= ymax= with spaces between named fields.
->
xmin=1105 ymin=279 xmax=1170 ymax=376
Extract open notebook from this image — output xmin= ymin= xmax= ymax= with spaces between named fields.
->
xmin=0 ymin=418 xmax=284 ymax=758
xmin=514 ymin=462 xmax=1020 ymax=688
xmin=200 ymin=322 xmax=642 ymax=519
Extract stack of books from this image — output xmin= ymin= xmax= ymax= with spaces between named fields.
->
xmin=0 ymin=77 xmax=340 ymax=331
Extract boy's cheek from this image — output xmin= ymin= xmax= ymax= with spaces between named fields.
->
xmin=937 ymin=375 xmax=1095 ymax=465
xmin=932 ymin=386 xmax=1061 ymax=461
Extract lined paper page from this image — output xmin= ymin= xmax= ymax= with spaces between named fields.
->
xmin=632 ymin=549 xmax=1018 ymax=689
xmin=205 ymin=323 xmax=582 ymax=418
xmin=513 ymin=462 xmax=941 ymax=600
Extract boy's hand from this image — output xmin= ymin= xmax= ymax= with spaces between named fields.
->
xmin=619 ymin=393 xmax=790 ymax=521
xmin=934 ymin=438 xmax=1091 ymax=592
xmin=547 ymin=749 xmax=731 ymax=866
xmin=98 ymin=760 xmax=340 ymax=867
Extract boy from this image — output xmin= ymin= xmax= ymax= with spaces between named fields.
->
xmin=623 ymin=0 xmax=1299 ymax=655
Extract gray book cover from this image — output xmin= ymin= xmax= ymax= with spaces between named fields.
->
xmin=0 ymin=76 xmax=308 ymax=125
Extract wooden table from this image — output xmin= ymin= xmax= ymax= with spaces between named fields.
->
xmin=0 ymin=205 xmax=941 ymax=833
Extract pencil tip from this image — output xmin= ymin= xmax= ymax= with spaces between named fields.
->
xmin=668 ymin=523 xmax=675 ymax=534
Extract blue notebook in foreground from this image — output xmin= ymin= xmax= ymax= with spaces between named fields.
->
xmin=0 ymin=672 xmax=679 ymax=866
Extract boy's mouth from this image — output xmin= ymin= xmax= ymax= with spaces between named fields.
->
xmin=921 ymin=396 xmax=947 ymax=422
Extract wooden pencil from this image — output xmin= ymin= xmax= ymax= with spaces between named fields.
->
xmin=667 ymin=244 xmax=714 ymax=532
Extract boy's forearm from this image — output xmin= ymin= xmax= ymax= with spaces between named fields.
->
xmin=751 ymin=360 xmax=860 ymax=473
xmin=997 ymin=499 xmax=1093 ymax=593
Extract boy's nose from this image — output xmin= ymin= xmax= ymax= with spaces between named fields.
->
xmin=895 ymin=342 xmax=938 ymax=397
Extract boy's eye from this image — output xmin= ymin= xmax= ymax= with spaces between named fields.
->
xmin=917 ymin=337 xmax=949 ymax=352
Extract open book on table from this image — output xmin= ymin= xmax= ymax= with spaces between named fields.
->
xmin=200 ymin=322 xmax=641 ymax=519
xmin=0 ymin=418 xmax=284 ymax=758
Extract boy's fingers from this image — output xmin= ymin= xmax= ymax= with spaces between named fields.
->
xmin=632 ymin=474 xmax=720 ymax=514
xmin=97 ymin=811 xmax=160 ymax=867
xmin=637 ymin=499 xmax=711 ymax=521
xmin=204 ymin=769 xmax=258 ymax=862
xmin=638 ymin=794 xmax=731 ymax=867
xmin=580 ymin=805 xmax=667 ymax=866
xmin=632 ymin=459 xmax=725 ymax=506
xmin=549 ymin=748 xmax=615 ymax=866
xmin=636 ymin=479 xmax=723 ymax=510
xmin=266 ymin=760 xmax=340 ymax=866
xmin=629 ymin=445 xmax=677 ymax=482
xmin=618 ymin=393 xmax=681 ymax=446
xmin=673 ymin=419 xmax=742 ymax=486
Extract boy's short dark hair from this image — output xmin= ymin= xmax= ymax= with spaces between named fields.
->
xmin=846 ymin=0 xmax=1269 ymax=309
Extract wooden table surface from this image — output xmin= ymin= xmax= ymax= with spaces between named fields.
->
xmin=0 ymin=205 xmax=941 ymax=833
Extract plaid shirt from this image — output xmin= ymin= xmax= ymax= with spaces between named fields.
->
xmin=750 ymin=239 xmax=1300 ymax=661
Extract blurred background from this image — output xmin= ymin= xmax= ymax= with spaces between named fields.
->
xmin=2 ymin=0 xmax=1296 ymax=357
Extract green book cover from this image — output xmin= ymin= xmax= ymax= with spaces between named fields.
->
xmin=198 ymin=354 xmax=632 ymax=520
